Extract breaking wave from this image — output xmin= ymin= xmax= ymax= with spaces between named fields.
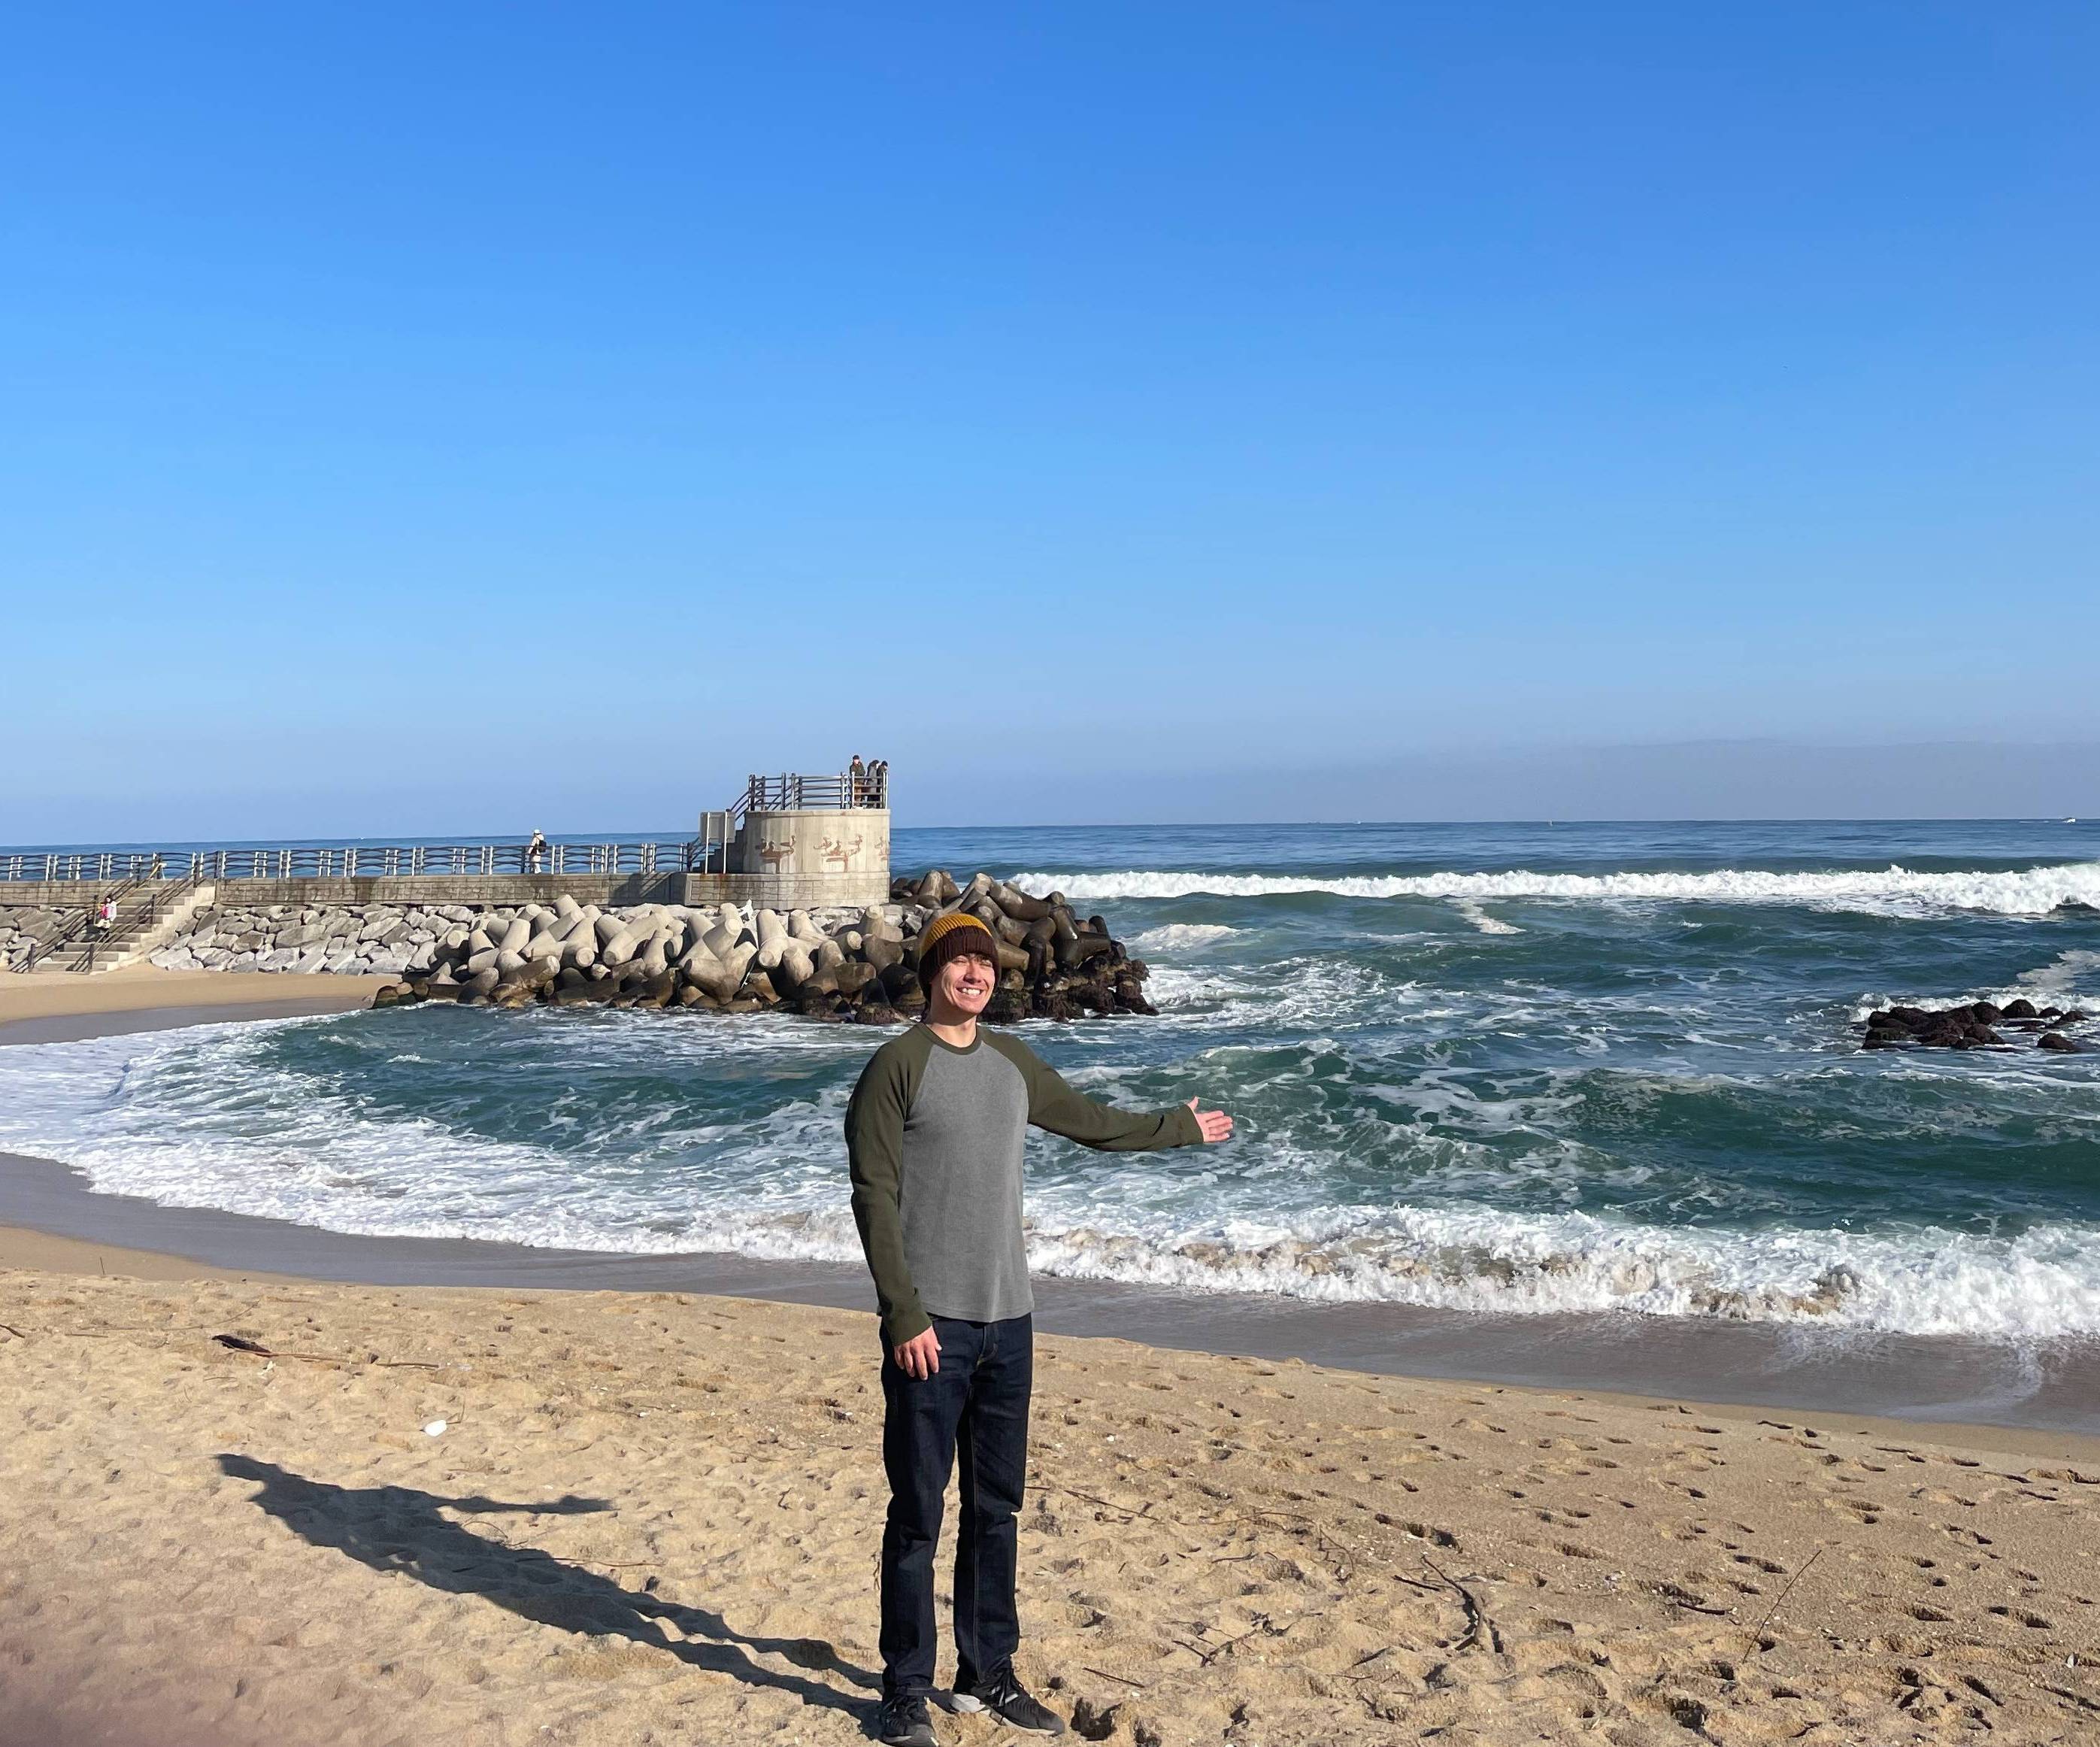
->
xmin=1013 ymin=862 xmax=2100 ymax=917
xmin=1128 ymin=922 xmax=1243 ymax=954
xmin=1020 ymin=1210 xmax=2100 ymax=1340
xmin=1451 ymin=898 xmax=1523 ymax=935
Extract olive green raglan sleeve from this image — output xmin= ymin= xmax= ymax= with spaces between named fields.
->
xmin=986 ymin=1033 xmax=1205 ymax=1151
xmin=846 ymin=1029 xmax=934 ymax=1348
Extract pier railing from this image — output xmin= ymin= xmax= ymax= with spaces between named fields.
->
xmin=0 ymin=842 xmax=708 ymax=884
xmin=735 ymin=769 xmax=888 ymax=812
xmin=1 ymin=769 xmax=890 ymax=886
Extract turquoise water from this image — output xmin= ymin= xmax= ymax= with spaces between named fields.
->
xmin=3 ymin=820 xmax=2097 ymax=1339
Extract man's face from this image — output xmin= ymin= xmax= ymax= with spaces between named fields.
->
xmin=934 ymin=950 xmax=997 ymax=1018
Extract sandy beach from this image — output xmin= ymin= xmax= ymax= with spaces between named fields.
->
xmin=0 ymin=966 xmax=386 ymax=1045
xmin=4 ymin=1230 xmax=2098 ymax=1746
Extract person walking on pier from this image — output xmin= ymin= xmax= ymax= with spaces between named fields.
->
xmin=524 ymin=828 xmax=548 ymax=874
xmin=847 ymin=912 xmax=1232 ymax=1745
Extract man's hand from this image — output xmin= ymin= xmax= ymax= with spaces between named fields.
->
xmin=1187 ymin=1098 xmax=1233 ymax=1143
xmin=892 ymin=1326 xmax=941 ymax=1379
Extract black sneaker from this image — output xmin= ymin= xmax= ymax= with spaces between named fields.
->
xmin=875 ymin=1694 xmax=939 ymax=1746
xmin=952 ymin=1668 xmax=1065 ymax=1736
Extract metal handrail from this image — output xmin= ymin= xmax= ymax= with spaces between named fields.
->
xmin=4 ymin=771 xmax=890 ymax=888
xmin=20 ymin=866 xmax=159 ymax=972
xmin=51 ymin=867 xmax=204 ymax=973
xmin=0 ymin=842 xmax=702 ymax=883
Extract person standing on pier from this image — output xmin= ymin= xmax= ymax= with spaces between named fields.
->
xmin=847 ymin=912 xmax=1232 ymax=1745
xmin=850 ymin=753 xmax=868 ymax=807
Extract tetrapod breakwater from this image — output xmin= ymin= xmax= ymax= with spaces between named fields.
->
xmin=137 ymin=869 xmax=1156 ymax=1021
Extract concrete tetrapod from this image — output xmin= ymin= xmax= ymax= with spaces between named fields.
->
xmin=153 ymin=866 xmax=1165 ymax=1024
xmin=755 ymin=908 xmax=789 ymax=969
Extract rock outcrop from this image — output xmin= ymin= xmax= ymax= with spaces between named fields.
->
xmin=138 ymin=869 xmax=1156 ymax=1024
xmin=1860 ymin=999 xmax=2092 ymax=1052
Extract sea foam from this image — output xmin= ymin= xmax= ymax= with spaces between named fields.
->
xmin=1129 ymin=922 xmax=1243 ymax=954
xmin=1014 ymin=861 xmax=2100 ymax=917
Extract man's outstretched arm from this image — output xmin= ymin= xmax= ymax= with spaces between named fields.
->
xmin=990 ymin=1035 xmax=1232 ymax=1151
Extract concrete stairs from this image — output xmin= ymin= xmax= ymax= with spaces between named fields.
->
xmin=33 ymin=883 xmax=217 ymax=974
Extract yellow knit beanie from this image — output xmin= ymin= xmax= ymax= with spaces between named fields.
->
xmin=917 ymin=911 xmax=999 ymax=981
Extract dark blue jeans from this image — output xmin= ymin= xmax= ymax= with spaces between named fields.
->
xmin=880 ymin=1312 xmax=1033 ymax=1700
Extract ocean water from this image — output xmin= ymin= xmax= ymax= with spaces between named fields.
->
xmin=3 ymin=820 xmax=2098 ymax=1344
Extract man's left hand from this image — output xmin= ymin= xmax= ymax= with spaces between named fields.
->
xmin=1186 ymin=1098 xmax=1233 ymax=1143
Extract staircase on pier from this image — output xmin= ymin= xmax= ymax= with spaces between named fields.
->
xmin=22 ymin=877 xmax=217 ymax=974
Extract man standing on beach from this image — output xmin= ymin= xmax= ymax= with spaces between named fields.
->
xmin=847 ymin=911 xmax=1232 ymax=1745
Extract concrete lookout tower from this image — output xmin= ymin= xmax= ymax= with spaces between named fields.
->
xmin=688 ymin=768 xmax=891 ymax=910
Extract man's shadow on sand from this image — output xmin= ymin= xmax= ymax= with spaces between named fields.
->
xmin=217 ymin=1454 xmax=875 ymax=1717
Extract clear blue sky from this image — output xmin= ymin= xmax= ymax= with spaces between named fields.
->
xmin=5 ymin=2 xmax=2095 ymax=837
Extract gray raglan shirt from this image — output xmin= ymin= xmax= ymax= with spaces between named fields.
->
xmin=845 ymin=1024 xmax=1203 ymax=1346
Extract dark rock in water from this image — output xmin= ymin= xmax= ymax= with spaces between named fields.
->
xmin=2038 ymin=1032 xmax=2080 ymax=1051
xmin=2041 ymin=1006 xmax=2065 ymax=1020
xmin=1072 ymin=980 xmax=1117 ymax=1015
xmin=854 ymin=1003 xmax=900 ymax=1026
xmin=2061 ymin=1008 xmax=2089 ymax=1024
xmin=983 ymin=990 xmax=1028 ymax=1025
xmin=372 ymin=984 xmax=407 ymax=1007
xmin=1854 ymin=996 xmax=2065 ymax=1051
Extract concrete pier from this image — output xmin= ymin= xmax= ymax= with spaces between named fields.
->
xmin=3 ymin=766 xmax=895 ymax=970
